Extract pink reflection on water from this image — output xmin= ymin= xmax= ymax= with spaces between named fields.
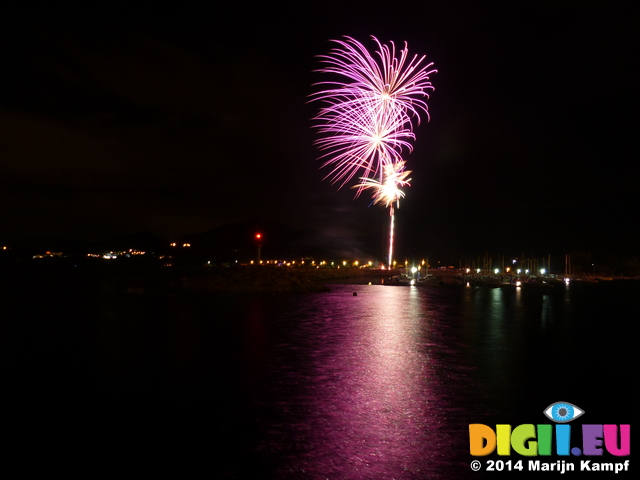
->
xmin=285 ymin=285 xmax=466 ymax=478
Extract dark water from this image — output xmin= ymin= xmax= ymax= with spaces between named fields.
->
xmin=3 ymin=271 xmax=636 ymax=477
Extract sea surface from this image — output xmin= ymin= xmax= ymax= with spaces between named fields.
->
xmin=3 ymin=270 xmax=636 ymax=478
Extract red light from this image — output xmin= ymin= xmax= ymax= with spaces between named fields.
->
xmin=256 ymin=234 xmax=262 ymax=239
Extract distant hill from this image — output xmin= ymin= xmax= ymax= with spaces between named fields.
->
xmin=102 ymin=231 xmax=168 ymax=253
xmin=175 ymin=218 xmax=381 ymax=263
xmin=2 ymin=220 xmax=383 ymax=264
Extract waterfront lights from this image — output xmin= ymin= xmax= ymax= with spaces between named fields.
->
xmin=525 ymin=269 xmax=530 ymax=274
xmin=517 ymin=269 xmax=521 ymax=274
xmin=540 ymin=269 xmax=546 ymax=275
xmin=494 ymin=269 xmax=499 ymax=274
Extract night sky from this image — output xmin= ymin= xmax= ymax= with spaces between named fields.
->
xmin=2 ymin=2 xmax=637 ymax=260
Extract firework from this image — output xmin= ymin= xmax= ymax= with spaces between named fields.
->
xmin=314 ymin=104 xmax=414 ymax=191
xmin=313 ymin=36 xmax=436 ymax=121
xmin=357 ymin=161 xmax=412 ymax=209
xmin=356 ymin=161 xmax=412 ymax=268
xmin=312 ymin=36 xmax=435 ymax=268
xmin=312 ymin=36 xmax=435 ymax=186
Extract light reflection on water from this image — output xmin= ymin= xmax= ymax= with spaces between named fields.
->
xmin=4 ymin=275 xmax=636 ymax=478
xmin=239 ymin=282 xmax=634 ymax=479
xmin=246 ymin=285 xmax=486 ymax=478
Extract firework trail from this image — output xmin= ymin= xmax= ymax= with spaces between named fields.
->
xmin=357 ymin=161 xmax=412 ymax=268
xmin=312 ymin=36 xmax=435 ymax=268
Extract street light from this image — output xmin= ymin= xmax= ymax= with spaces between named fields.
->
xmin=255 ymin=233 xmax=263 ymax=264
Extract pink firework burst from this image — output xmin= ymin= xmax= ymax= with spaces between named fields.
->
xmin=314 ymin=36 xmax=436 ymax=124
xmin=314 ymin=102 xmax=415 ymax=191
xmin=311 ymin=36 xmax=435 ymax=268
xmin=311 ymin=36 xmax=435 ymax=189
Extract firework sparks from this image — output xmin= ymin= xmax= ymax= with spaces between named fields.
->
xmin=313 ymin=36 xmax=436 ymax=123
xmin=312 ymin=36 xmax=435 ymax=268
xmin=315 ymin=105 xmax=414 ymax=190
xmin=357 ymin=161 xmax=412 ymax=208
xmin=312 ymin=36 xmax=436 ymax=186
xmin=356 ymin=161 xmax=412 ymax=268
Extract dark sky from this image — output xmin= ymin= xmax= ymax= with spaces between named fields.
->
xmin=1 ymin=1 xmax=637 ymax=258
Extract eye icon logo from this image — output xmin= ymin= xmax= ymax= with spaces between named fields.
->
xmin=543 ymin=401 xmax=584 ymax=423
